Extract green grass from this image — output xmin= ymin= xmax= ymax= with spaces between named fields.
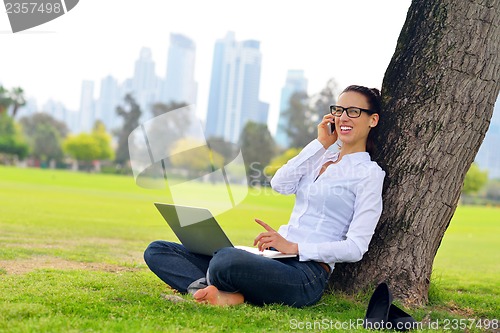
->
xmin=0 ymin=166 xmax=499 ymax=332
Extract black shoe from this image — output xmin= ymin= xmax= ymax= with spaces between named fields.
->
xmin=363 ymin=282 xmax=393 ymax=330
xmin=388 ymin=304 xmax=417 ymax=331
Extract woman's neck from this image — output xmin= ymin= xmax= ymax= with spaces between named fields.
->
xmin=339 ymin=143 xmax=367 ymax=159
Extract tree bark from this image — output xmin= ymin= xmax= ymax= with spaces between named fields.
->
xmin=331 ymin=0 xmax=500 ymax=305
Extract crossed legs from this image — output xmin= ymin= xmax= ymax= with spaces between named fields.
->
xmin=144 ymin=242 xmax=328 ymax=307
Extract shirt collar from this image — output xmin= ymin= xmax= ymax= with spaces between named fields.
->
xmin=326 ymin=151 xmax=371 ymax=166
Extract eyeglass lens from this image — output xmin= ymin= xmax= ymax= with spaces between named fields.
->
xmin=331 ymin=107 xmax=361 ymax=118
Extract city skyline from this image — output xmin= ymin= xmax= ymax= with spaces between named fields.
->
xmin=0 ymin=0 xmax=412 ymax=136
xmin=19 ymin=40 xmax=500 ymax=178
xmin=2 ymin=0 xmax=498 ymax=176
xmin=21 ymin=32 xmax=270 ymax=138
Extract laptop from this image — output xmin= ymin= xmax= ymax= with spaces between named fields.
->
xmin=154 ymin=203 xmax=296 ymax=259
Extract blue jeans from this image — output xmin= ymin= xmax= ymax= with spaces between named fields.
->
xmin=144 ymin=241 xmax=330 ymax=307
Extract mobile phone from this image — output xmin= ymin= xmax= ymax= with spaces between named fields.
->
xmin=328 ymin=122 xmax=335 ymax=135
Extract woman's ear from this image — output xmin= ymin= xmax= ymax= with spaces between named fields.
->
xmin=369 ymin=114 xmax=379 ymax=128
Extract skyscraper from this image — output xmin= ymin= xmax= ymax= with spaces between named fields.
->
xmin=275 ymin=70 xmax=308 ymax=148
xmin=205 ymin=32 xmax=267 ymax=143
xmin=43 ymin=99 xmax=78 ymax=134
xmin=133 ymin=47 xmax=156 ymax=92
xmin=79 ymin=80 xmax=95 ymax=133
xmin=131 ymin=47 xmax=158 ymax=118
xmin=162 ymin=33 xmax=197 ymax=106
xmin=96 ymin=75 xmax=121 ymax=132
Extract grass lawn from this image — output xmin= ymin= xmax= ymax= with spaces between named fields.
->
xmin=0 ymin=166 xmax=498 ymax=332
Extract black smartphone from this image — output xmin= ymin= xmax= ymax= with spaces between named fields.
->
xmin=328 ymin=122 xmax=335 ymax=135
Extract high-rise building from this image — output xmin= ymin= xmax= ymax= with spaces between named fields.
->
xmin=162 ymin=33 xmax=197 ymax=106
xmin=79 ymin=80 xmax=95 ymax=133
xmin=42 ymin=99 xmax=66 ymax=121
xmin=275 ymin=70 xmax=308 ymax=148
xmin=96 ymin=75 xmax=121 ymax=132
xmin=43 ymin=99 xmax=79 ymax=133
xmin=133 ymin=47 xmax=156 ymax=92
xmin=131 ymin=47 xmax=159 ymax=118
xmin=205 ymin=32 xmax=267 ymax=143
xmin=258 ymin=101 xmax=270 ymax=126
xmin=475 ymin=97 xmax=500 ymax=179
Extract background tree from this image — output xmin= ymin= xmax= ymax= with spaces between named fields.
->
xmin=206 ymin=136 xmax=238 ymax=165
xmin=280 ymin=79 xmax=338 ymax=149
xmin=265 ymin=148 xmax=300 ymax=177
xmin=0 ymin=85 xmax=12 ymax=115
xmin=170 ymin=138 xmax=224 ymax=178
xmin=150 ymin=101 xmax=188 ymax=117
xmin=63 ymin=133 xmax=101 ymax=171
xmin=19 ymin=113 xmax=69 ymax=139
xmin=0 ymin=86 xmax=25 ymax=118
xmin=279 ymin=91 xmax=315 ymax=149
xmin=0 ymin=112 xmax=29 ymax=161
xmin=239 ymin=121 xmax=276 ymax=185
xmin=92 ymin=120 xmax=115 ymax=162
xmin=63 ymin=121 xmax=114 ymax=171
xmin=115 ymin=94 xmax=142 ymax=165
xmin=19 ymin=113 xmax=69 ymax=166
xmin=31 ymin=124 xmax=64 ymax=166
xmin=332 ymin=0 xmax=500 ymax=305
xmin=484 ymin=180 xmax=500 ymax=203
xmin=9 ymin=87 xmax=26 ymax=119
xmin=462 ymin=163 xmax=488 ymax=195
xmin=309 ymin=78 xmax=338 ymax=121
xmin=149 ymin=101 xmax=192 ymax=166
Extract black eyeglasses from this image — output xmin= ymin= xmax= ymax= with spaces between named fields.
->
xmin=330 ymin=105 xmax=373 ymax=118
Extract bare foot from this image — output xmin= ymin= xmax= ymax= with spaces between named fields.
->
xmin=193 ymin=285 xmax=244 ymax=306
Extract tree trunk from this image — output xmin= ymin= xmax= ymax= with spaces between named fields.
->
xmin=331 ymin=0 xmax=500 ymax=305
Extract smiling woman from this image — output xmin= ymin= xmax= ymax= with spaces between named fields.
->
xmin=326 ymin=86 xmax=381 ymax=157
xmin=143 ymin=85 xmax=386 ymax=308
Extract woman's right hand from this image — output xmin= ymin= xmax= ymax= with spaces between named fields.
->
xmin=317 ymin=114 xmax=337 ymax=149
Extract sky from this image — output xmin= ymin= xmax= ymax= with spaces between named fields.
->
xmin=0 ymin=0 xmax=412 ymax=134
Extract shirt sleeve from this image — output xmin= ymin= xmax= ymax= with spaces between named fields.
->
xmin=270 ymin=139 xmax=326 ymax=195
xmin=297 ymin=167 xmax=385 ymax=264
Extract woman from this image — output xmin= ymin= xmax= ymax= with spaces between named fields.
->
xmin=144 ymin=85 xmax=385 ymax=307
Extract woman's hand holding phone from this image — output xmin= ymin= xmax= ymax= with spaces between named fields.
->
xmin=317 ymin=114 xmax=337 ymax=149
xmin=328 ymin=122 xmax=335 ymax=135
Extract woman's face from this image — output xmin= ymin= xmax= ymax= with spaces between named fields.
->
xmin=334 ymin=91 xmax=379 ymax=150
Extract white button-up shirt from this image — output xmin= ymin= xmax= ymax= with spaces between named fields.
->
xmin=271 ymin=139 xmax=385 ymax=270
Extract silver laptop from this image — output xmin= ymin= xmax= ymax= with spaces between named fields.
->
xmin=154 ymin=203 xmax=296 ymax=258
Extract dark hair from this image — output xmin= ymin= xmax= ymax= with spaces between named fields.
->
xmin=341 ymin=85 xmax=381 ymax=156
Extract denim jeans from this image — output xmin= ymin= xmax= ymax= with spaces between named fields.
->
xmin=144 ymin=241 xmax=330 ymax=307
